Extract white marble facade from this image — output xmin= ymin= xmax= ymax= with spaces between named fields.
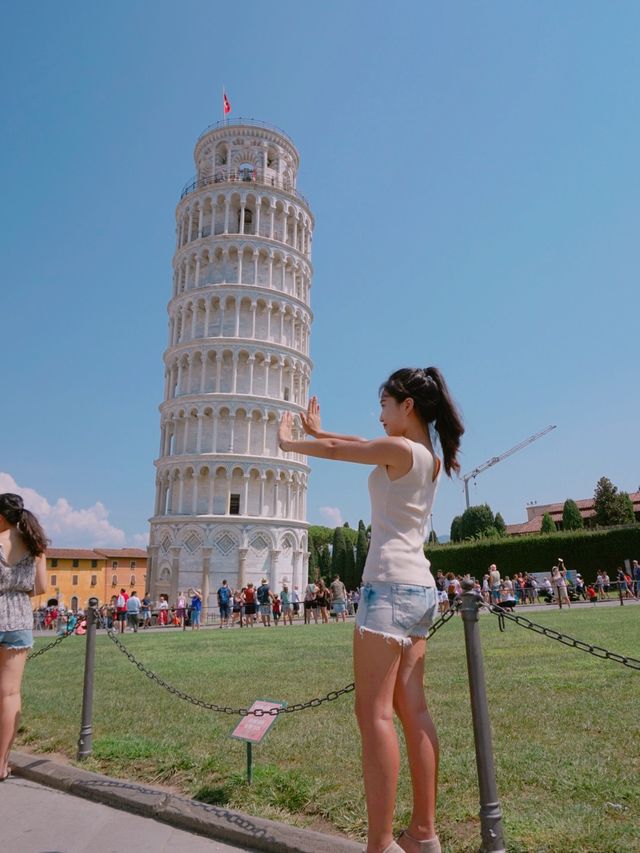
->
xmin=148 ymin=119 xmax=313 ymax=613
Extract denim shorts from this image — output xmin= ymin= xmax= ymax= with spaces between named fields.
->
xmin=0 ymin=629 xmax=33 ymax=649
xmin=333 ymin=601 xmax=347 ymax=614
xmin=356 ymin=582 xmax=438 ymax=646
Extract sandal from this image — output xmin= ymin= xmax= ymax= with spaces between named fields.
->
xmin=397 ymin=830 xmax=441 ymax=852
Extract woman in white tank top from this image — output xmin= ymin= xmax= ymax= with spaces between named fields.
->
xmin=278 ymin=367 xmax=463 ymax=853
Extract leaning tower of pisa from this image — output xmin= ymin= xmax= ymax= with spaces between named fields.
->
xmin=148 ymin=118 xmax=313 ymax=615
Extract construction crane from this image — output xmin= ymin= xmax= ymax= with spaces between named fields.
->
xmin=462 ymin=425 xmax=557 ymax=509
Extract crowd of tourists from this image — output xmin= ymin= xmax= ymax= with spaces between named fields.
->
xmin=32 ymin=559 xmax=640 ymax=633
xmin=436 ymin=558 xmax=640 ymax=612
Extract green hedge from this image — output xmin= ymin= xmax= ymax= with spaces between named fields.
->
xmin=425 ymin=526 xmax=640 ymax=583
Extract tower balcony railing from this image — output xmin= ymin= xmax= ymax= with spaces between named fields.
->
xmin=197 ymin=117 xmax=297 ymax=147
xmin=180 ymin=168 xmax=309 ymax=207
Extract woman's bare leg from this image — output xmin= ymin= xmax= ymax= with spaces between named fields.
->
xmin=0 ymin=647 xmax=28 ymax=777
xmin=393 ymin=638 xmax=439 ymax=850
xmin=354 ymin=630 xmax=403 ymax=853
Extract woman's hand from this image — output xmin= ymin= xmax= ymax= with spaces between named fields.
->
xmin=300 ymin=395 xmax=322 ymax=437
xmin=278 ymin=411 xmax=294 ymax=450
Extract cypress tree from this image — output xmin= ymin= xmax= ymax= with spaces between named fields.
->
xmin=562 ymin=499 xmax=584 ymax=530
xmin=494 ymin=513 xmax=507 ymax=537
xmin=331 ymin=526 xmax=347 ymax=580
xmin=355 ymin=520 xmax=369 ymax=585
xmin=540 ymin=512 xmax=557 ymax=534
xmin=318 ymin=545 xmax=332 ymax=580
xmin=308 ymin=535 xmax=319 ymax=578
xmin=344 ymin=538 xmax=356 ymax=589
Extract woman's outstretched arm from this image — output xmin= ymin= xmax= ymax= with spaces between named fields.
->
xmin=279 ymin=412 xmax=409 ymax=468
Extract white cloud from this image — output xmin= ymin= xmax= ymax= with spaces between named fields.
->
xmin=0 ymin=472 xmax=139 ymax=548
xmin=132 ymin=532 xmax=149 ymax=547
xmin=319 ymin=505 xmax=344 ymax=527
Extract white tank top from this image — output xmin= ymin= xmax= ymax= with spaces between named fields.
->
xmin=362 ymin=438 xmax=441 ymax=586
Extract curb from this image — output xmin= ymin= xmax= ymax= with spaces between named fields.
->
xmin=10 ymin=751 xmax=362 ymax=853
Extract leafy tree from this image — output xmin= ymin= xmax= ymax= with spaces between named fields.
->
xmin=540 ymin=512 xmax=557 ymax=534
xmin=450 ymin=515 xmax=463 ymax=542
xmin=459 ymin=504 xmax=497 ymax=540
xmin=594 ymin=477 xmax=636 ymax=526
xmin=428 ymin=530 xmax=439 ymax=544
xmin=617 ymin=492 xmax=636 ymax=525
xmin=562 ymin=499 xmax=584 ymax=530
xmin=355 ymin=520 xmax=369 ymax=584
xmin=494 ymin=513 xmax=507 ymax=537
xmin=308 ymin=525 xmax=333 ymax=548
xmin=343 ymin=521 xmax=350 ymax=528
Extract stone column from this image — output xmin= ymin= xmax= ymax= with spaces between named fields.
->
xmin=242 ymin=474 xmax=249 ymax=515
xmin=248 ymin=354 xmax=255 ymax=395
xmin=223 ymin=198 xmax=230 ymax=234
xmin=216 ymin=353 xmax=222 ymax=391
xmin=292 ymin=549 xmax=302 ymax=594
xmin=212 ymin=410 xmax=218 ymax=452
xmin=200 ymin=353 xmax=206 ymax=393
xmin=201 ymin=547 xmax=212 ymax=624
xmin=270 ymin=549 xmax=281 ymax=591
xmin=169 ymin=546 xmax=181 ymax=604
xmin=183 ymin=415 xmax=190 ymax=454
xmin=238 ymin=548 xmax=248 ymax=588
xmin=196 ymin=413 xmax=204 ymax=452
xmin=178 ymin=473 xmax=184 ymax=513
xmin=148 ymin=545 xmax=160 ymax=601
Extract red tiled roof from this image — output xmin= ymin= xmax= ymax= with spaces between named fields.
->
xmin=507 ymin=491 xmax=640 ymax=535
xmin=46 ymin=549 xmax=104 ymax=559
xmin=94 ymin=548 xmax=148 ymax=558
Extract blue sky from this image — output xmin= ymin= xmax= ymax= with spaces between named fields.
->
xmin=2 ymin=1 xmax=638 ymax=546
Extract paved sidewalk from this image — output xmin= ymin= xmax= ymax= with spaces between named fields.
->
xmin=1 ymin=775 xmax=253 ymax=853
xmin=9 ymin=752 xmax=362 ymax=853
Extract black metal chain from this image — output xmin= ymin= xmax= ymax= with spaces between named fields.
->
xmin=27 ymin=629 xmax=75 ymax=661
xmin=105 ymin=604 xmax=459 ymax=716
xmin=484 ymin=603 xmax=640 ymax=671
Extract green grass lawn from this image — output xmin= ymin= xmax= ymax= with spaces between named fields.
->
xmin=19 ymin=608 xmax=640 ymax=852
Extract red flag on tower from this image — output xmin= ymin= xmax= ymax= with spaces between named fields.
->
xmin=223 ymin=91 xmax=231 ymax=115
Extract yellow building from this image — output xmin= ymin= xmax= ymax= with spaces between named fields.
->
xmin=32 ymin=548 xmax=148 ymax=611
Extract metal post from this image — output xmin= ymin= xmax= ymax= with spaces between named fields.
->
xmin=459 ymin=580 xmax=506 ymax=853
xmin=77 ymin=596 xmax=99 ymax=760
xmin=247 ymin=742 xmax=253 ymax=785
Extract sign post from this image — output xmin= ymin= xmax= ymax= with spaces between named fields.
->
xmin=231 ymin=699 xmax=286 ymax=784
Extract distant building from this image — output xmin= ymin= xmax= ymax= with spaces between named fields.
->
xmin=32 ymin=548 xmax=148 ymax=611
xmin=506 ymin=492 xmax=640 ymax=536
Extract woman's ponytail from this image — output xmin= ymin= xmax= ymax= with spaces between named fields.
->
xmin=380 ymin=366 xmax=464 ymax=477
xmin=0 ymin=493 xmax=49 ymax=557
xmin=424 ymin=367 xmax=464 ymax=477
